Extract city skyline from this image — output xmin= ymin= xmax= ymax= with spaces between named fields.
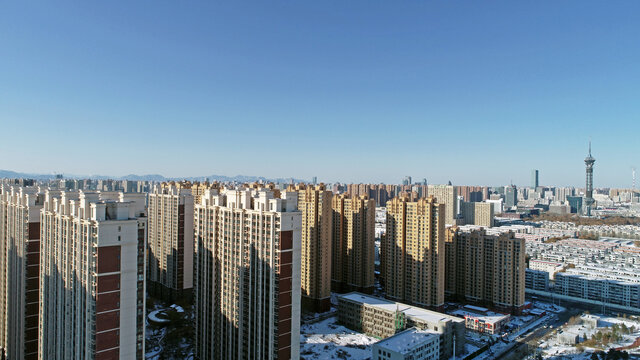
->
xmin=1 ymin=2 xmax=639 ymax=187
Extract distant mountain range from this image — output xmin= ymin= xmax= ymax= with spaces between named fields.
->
xmin=0 ymin=169 xmax=307 ymax=184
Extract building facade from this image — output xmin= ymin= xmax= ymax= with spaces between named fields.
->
xmin=505 ymin=185 xmax=518 ymax=209
xmin=426 ymin=185 xmax=457 ymax=226
xmin=461 ymin=201 xmax=494 ymax=227
xmin=39 ymin=191 xmax=146 ymax=360
xmin=294 ymin=184 xmax=333 ymax=312
xmin=554 ymin=272 xmax=640 ymax=311
xmin=445 ymin=226 xmax=526 ymax=314
xmin=383 ymin=196 xmax=445 ymax=309
xmin=0 ymin=185 xmax=44 ymax=360
xmin=147 ymin=182 xmax=195 ymax=301
xmin=331 ymin=194 xmax=375 ymax=294
xmin=194 ymin=187 xmax=301 ymax=360
xmin=525 ymin=269 xmax=549 ymax=292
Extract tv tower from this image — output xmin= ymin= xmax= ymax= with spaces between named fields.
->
xmin=584 ymin=141 xmax=596 ymax=216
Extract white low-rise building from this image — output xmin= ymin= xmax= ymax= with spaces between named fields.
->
xmin=372 ymin=328 xmax=439 ymax=360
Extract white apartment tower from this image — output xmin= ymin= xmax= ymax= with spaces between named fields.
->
xmin=427 ymin=185 xmax=458 ymax=226
xmin=39 ymin=191 xmax=146 ymax=360
xmin=0 ymin=185 xmax=44 ymax=360
xmin=194 ymin=186 xmax=302 ymax=360
xmin=147 ymin=182 xmax=195 ymax=301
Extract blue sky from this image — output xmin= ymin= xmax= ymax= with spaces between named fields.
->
xmin=1 ymin=1 xmax=639 ymax=187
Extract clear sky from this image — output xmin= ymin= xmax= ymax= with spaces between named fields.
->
xmin=1 ymin=1 xmax=639 ymax=187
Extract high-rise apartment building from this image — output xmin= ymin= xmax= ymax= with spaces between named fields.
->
xmin=445 ymin=226 xmax=525 ymax=314
xmin=147 ymin=182 xmax=195 ymax=302
xmin=554 ymin=187 xmax=575 ymax=203
xmin=382 ymin=196 xmax=445 ymax=309
xmin=427 ymin=185 xmax=457 ymax=225
xmin=456 ymin=185 xmax=487 ymax=202
xmin=331 ymin=194 xmax=375 ymax=294
xmin=293 ymin=184 xmax=332 ymax=312
xmin=39 ymin=190 xmax=146 ymax=360
xmin=460 ymin=201 xmax=494 ymax=227
xmin=191 ymin=181 xmax=219 ymax=205
xmin=194 ymin=187 xmax=301 ymax=360
xmin=0 ymin=185 xmax=44 ymax=360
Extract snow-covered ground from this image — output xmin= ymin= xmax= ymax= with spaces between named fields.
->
xmin=300 ymin=317 xmax=378 ymax=359
xmin=531 ymin=301 xmax=566 ymax=314
xmin=538 ymin=314 xmax=640 ymax=358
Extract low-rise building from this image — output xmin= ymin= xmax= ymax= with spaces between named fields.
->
xmin=451 ymin=305 xmax=510 ymax=335
xmin=529 ymin=260 xmax=565 ymax=280
xmin=337 ymin=292 xmax=464 ymax=359
xmin=372 ymin=328 xmax=439 ymax=360
xmin=525 ymin=269 xmax=550 ymax=292
xmin=554 ymin=271 xmax=640 ymax=311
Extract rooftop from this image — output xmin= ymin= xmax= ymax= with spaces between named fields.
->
xmin=339 ymin=292 xmax=463 ymax=325
xmin=374 ymin=327 xmax=438 ymax=353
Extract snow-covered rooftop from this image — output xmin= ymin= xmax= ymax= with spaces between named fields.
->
xmin=339 ymin=292 xmax=463 ymax=325
xmin=374 ymin=327 xmax=438 ymax=354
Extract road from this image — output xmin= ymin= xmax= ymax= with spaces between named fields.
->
xmin=495 ymin=308 xmax=583 ymax=360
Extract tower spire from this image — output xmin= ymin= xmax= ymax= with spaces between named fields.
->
xmin=588 ymin=139 xmax=592 ymax=157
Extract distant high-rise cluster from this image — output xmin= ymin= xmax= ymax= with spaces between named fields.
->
xmin=4 ymin=171 xmax=603 ymax=360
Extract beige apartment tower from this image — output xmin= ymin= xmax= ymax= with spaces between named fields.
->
xmin=194 ymin=186 xmax=301 ymax=360
xmin=331 ymin=194 xmax=375 ymax=294
xmin=39 ymin=191 xmax=147 ymax=360
xmin=427 ymin=185 xmax=458 ymax=226
xmin=382 ymin=196 xmax=445 ymax=309
xmin=461 ymin=201 xmax=494 ymax=227
xmin=445 ymin=226 xmax=525 ymax=313
xmin=147 ymin=182 xmax=195 ymax=302
xmin=293 ymin=184 xmax=333 ymax=313
xmin=0 ymin=185 xmax=43 ymax=360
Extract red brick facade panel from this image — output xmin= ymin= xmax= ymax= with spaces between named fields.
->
xmin=95 ymin=329 xmax=119 ymax=352
xmin=97 ymin=274 xmax=120 ymax=293
xmin=96 ymin=291 xmax=120 ymax=313
xmin=97 ymin=246 xmax=121 ymax=274
xmin=280 ymin=277 xmax=291 ymax=293
xmin=95 ymin=347 xmax=119 ymax=360
xmin=280 ymin=230 xmax=292 ymax=251
xmin=28 ymin=222 xmax=40 ymax=240
xmin=277 ymin=347 xmax=291 ymax=360
xmin=26 ymin=239 xmax=40 ymax=253
xmin=278 ymin=291 xmax=292 ymax=307
xmin=279 ymin=263 xmax=292 ymax=278
xmin=280 ymin=251 xmax=292 ymax=264
xmin=96 ymin=310 xmax=120 ymax=332
xmin=278 ymin=304 xmax=291 ymax=320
